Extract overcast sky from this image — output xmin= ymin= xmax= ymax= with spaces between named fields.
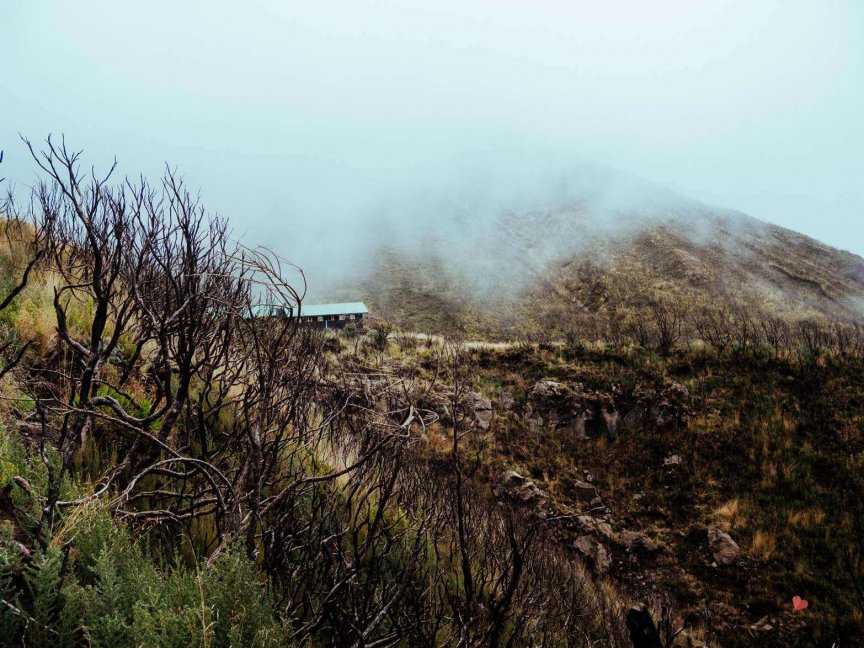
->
xmin=2 ymin=1 xmax=863 ymax=260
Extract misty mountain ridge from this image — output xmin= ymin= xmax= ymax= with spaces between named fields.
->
xmin=315 ymin=166 xmax=864 ymax=337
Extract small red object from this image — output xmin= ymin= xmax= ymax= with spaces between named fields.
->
xmin=792 ymin=596 xmax=809 ymax=611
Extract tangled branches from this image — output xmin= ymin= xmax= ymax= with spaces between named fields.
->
xmin=0 ymin=139 xmax=631 ymax=646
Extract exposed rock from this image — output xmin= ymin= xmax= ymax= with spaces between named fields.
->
xmin=499 ymin=390 xmax=515 ymax=411
xmin=526 ymin=412 xmax=544 ymax=431
xmin=497 ymin=470 xmax=546 ymax=506
xmin=574 ymin=535 xmax=610 ymax=574
xmin=663 ymin=454 xmax=682 ymax=467
xmin=622 ymin=381 xmax=691 ymax=433
xmin=577 ymin=515 xmax=614 ymax=539
xmin=600 ymin=408 xmax=619 ymax=440
xmin=530 ymin=380 xmax=565 ymax=399
xmin=595 ymin=543 xmax=611 ymax=574
xmin=574 ymin=534 xmax=595 ymax=555
xmin=572 ymin=480 xmax=597 ymax=501
xmin=500 ymin=470 xmax=526 ymax=488
xmin=565 ymin=413 xmax=588 ymax=440
xmin=513 ymin=481 xmax=545 ymax=505
xmin=470 ymin=392 xmax=494 ymax=430
xmin=664 ymin=381 xmax=691 ymax=401
xmin=708 ymin=526 xmax=741 ymax=565
xmin=620 ymin=530 xmax=660 ymax=554
xmin=525 ymin=380 xmax=624 ymax=441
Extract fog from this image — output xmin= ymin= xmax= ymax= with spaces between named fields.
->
xmin=2 ymin=1 xmax=863 ymax=295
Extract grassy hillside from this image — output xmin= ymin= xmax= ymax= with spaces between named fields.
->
xmin=458 ymin=342 xmax=864 ymax=645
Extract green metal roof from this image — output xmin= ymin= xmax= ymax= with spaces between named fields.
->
xmin=245 ymin=302 xmax=368 ymax=318
xmin=299 ymin=302 xmax=368 ymax=317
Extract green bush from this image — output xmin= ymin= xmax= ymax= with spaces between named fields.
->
xmin=0 ymin=425 xmax=286 ymax=648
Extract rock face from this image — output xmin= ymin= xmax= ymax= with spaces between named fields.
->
xmin=521 ymin=378 xmax=690 ymax=441
xmin=525 ymin=380 xmax=622 ymax=441
xmin=708 ymin=526 xmax=741 ymax=565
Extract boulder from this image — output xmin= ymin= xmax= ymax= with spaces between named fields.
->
xmin=500 ymin=470 xmax=527 ymax=488
xmin=574 ymin=535 xmax=611 ymax=574
xmin=526 ymin=412 xmax=545 ymax=431
xmin=707 ymin=526 xmax=741 ymax=565
xmin=663 ymin=454 xmax=683 ymax=467
xmin=513 ymin=481 xmax=545 ymax=505
xmin=526 ymin=380 xmax=627 ymax=442
xmin=574 ymin=534 xmax=596 ymax=556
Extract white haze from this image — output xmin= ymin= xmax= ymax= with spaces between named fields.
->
xmin=1 ymin=1 xmax=863 ymax=296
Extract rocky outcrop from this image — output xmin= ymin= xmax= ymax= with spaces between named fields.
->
xmin=529 ymin=380 xmax=566 ymax=399
xmin=523 ymin=380 xmax=621 ymax=441
xmin=520 ymin=378 xmax=691 ymax=441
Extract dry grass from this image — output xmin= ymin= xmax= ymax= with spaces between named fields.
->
xmin=788 ymin=507 xmax=826 ymax=529
xmin=418 ymin=421 xmax=452 ymax=457
xmin=749 ymin=529 xmax=777 ymax=561
xmin=759 ymin=460 xmax=778 ymax=489
xmin=713 ymin=498 xmax=742 ymax=531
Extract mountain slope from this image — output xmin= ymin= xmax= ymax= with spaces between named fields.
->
xmin=335 ymin=189 xmax=864 ymax=337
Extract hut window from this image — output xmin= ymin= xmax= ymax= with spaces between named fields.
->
xmin=349 ymin=314 xmax=355 ymax=320
xmin=317 ymin=316 xmax=323 ymax=322
xmin=339 ymin=315 xmax=346 ymax=321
